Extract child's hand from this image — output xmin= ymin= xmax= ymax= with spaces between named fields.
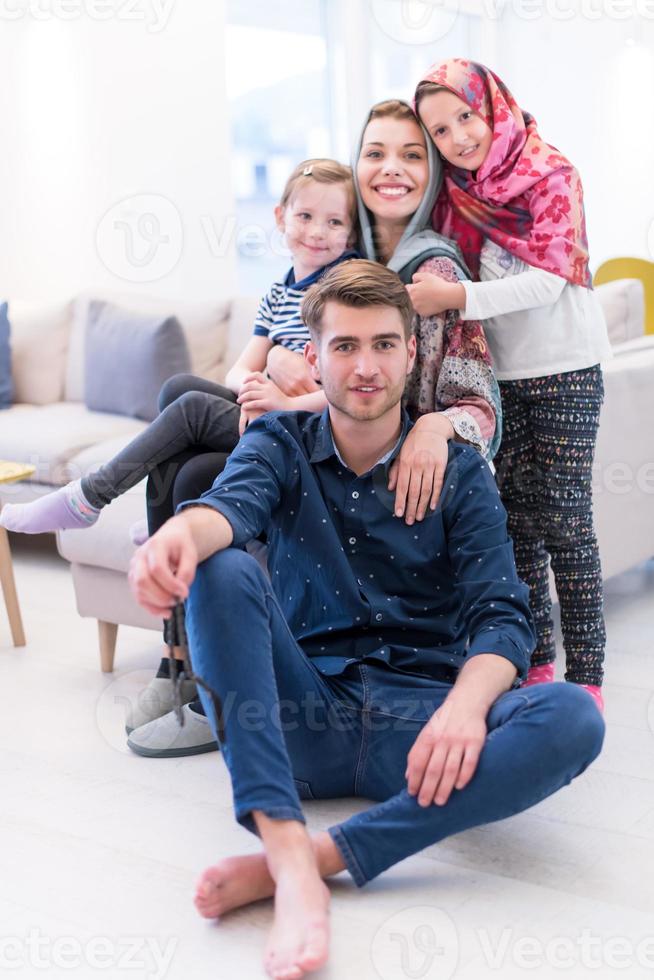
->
xmin=238 ymin=404 xmax=261 ymax=436
xmin=237 ymin=373 xmax=291 ymax=417
xmin=267 ymin=344 xmax=320 ymax=396
xmin=406 ymin=272 xmax=466 ymax=317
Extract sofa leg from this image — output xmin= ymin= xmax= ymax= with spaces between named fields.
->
xmin=0 ymin=526 xmax=26 ymax=647
xmin=98 ymin=620 xmax=118 ymax=672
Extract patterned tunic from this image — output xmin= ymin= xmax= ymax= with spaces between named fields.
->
xmin=404 ymin=256 xmax=502 ymax=460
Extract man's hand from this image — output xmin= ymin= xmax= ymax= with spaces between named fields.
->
xmin=128 ymin=516 xmax=198 ymax=618
xmin=406 ymin=654 xmax=518 ymax=806
xmin=405 ymin=698 xmax=487 ymax=806
xmin=266 ymin=344 xmax=321 ymax=396
xmin=388 ymin=414 xmax=454 ymax=524
xmin=406 ymin=272 xmax=466 ymax=317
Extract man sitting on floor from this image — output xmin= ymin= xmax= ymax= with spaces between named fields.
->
xmin=129 ymin=260 xmax=605 ymax=980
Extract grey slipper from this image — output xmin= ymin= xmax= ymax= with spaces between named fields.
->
xmin=125 ymin=676 xmax=197 ymax=734
xmin=127 ymin=704 xmax=218 ymax=758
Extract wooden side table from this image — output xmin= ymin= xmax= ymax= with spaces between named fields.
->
xmin=0 ymin=461 xmax=36 ymax=647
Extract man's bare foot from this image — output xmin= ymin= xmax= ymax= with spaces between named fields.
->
xmin=263 ymin=867 xmax=330 ymax=980
xmin=195 ymin=854 xmax=275 ymax=918
xmin=194 ymin=831 xmax=343 ymax=919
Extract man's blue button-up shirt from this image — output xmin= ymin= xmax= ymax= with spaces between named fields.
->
xmin=182 ymin=409 xmax=535 ymax=681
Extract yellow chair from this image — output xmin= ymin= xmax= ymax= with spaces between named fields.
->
xmin=594 ymin=257 xmax=654 ymax=335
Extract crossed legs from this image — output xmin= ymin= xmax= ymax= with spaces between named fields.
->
xmin=184 ymin=548 xmax=605 ymax=977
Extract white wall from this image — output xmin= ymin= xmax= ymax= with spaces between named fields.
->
xmin=0 ymin=2 xmax=236 ymax=305
xmin=489 ymin=5 xmax=654 ymax=271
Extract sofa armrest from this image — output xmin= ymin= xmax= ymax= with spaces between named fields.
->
xmin=595 ymin=279 xmax=645 ymax=346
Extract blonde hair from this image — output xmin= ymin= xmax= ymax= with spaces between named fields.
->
xmin=301 ymin=259 xmax=413 ymax=341
xmin=279 ymin=158 xmax=357 ymax=227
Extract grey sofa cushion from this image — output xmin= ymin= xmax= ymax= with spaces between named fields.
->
xmin=0 ymin=302 xmax=12 ymax=408
xmin=84 ymin=300 xmax=191 ymax=421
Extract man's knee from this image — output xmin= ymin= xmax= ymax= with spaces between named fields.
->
xmin=191 ymin=547 xmax=267 ymax=605
xmin=534 ymin=683 xmax=605 ymax=766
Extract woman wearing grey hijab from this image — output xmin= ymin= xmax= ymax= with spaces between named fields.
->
xmin=267 ymin=99 xmax=501 ymax=518
xmin=353 ymin=99 xmax=501 ymax=462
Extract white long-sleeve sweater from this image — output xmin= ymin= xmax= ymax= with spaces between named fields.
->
xmin=461 ymin=239 xmax=612 ymax=381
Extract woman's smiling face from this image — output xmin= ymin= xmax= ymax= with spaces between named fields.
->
xmin=356 ymin=114 xmax=430 ymax=223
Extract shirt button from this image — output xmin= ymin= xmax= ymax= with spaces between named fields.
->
xmin=349 ymin=537 xmax=356 ymax=545
xmin=375 ymin=613 xmax=383 ymax=622
xmin=351 ymin=491 xmax=359 ymax=499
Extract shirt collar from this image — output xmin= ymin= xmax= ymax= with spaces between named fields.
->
xmin=310 ymin=407 xmax=412 ymax=475
xmin=284 ymin=249 xmax=359 ymax=290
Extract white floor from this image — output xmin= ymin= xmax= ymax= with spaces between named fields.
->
xmin=2 ymin=534 xmax=653 ymax=980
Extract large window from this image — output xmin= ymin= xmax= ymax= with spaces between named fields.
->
xmin=369 ymin=4 xmax=490 ymax=103
xmin=225 ymin=0 xmax=490 ymax=294
xmin=225 ymin=0 xmax=333 ymax=293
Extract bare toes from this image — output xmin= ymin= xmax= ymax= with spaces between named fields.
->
xmin=194 ymin=876 xmax=222 ymax=917
xmin=194 ymin=898 xmax=220 ymax=919
xmin=299 ymin=938 xmax=328 ymax=971
xmin=268 ymin=962 xmax=303 ymax=980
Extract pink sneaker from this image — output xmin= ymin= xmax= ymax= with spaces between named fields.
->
xmin=577 ymin=684 xmax=604 ymax=714
xmin=521 ymin=662 xmax=555 ymax=687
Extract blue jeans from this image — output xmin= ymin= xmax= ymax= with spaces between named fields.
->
xmin=185 ymin=549 xmax=605 ymax=887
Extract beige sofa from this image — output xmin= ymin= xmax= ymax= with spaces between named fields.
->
xmin=0 ymin=290 xmax=259 ymax=666
xmin=3 ymin=281 xmax=653 ymax=671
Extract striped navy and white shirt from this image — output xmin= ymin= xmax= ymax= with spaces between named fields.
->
xmin=253 ymin=249 xmax=359 ymax=352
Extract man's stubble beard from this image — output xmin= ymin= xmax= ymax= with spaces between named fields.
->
xmin=320 ymin=374 xmax=407 ymax=424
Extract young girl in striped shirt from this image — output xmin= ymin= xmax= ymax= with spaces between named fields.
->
xmin=0 ymin=159 xmax=358 ymax=535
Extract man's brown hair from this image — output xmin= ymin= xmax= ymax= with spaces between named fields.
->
xmin=301 ymin=259 xmax=414 ymax=341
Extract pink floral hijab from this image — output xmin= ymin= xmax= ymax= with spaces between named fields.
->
xmin=415 ymin=59 xmax=592 ymax=287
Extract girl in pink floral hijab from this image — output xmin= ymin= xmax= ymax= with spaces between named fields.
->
xmin=411 ymin=59 xmax=611 ymax=713
xmin=415 ymin=58 xmax=591 ymax=288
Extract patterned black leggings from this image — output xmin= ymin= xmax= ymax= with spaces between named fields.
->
xmin=494 ymin=365 xmax=606 ymax=686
